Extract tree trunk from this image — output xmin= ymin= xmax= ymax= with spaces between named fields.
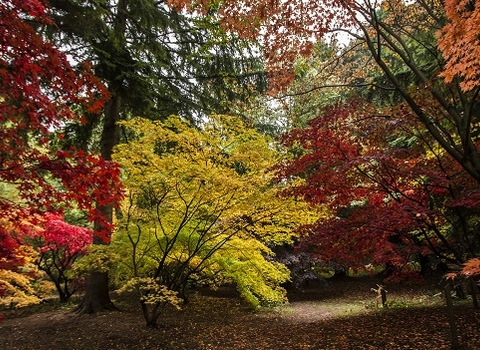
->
xmin=74 ymin=271 xmax=119 ymax=313
xmin=76 ymin=90 xmax=121 ymax=314
xmin=444 ymin=284 xmax=461 ymax=349
xmin=143 ymin=301 xmax=166 ymax=328
xmin=468 ymin=277 xmax=479 ymax=309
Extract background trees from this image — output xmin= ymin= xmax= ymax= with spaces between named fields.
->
xmin=168 ymin=0 xmax=480 ymax=276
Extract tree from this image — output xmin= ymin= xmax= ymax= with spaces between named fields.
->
xmin=275 ymin=98 xmax=480 ymax=277
xmin=39 ymin=0 xmax=268 ymax=313
xmin=170 ymin=0 xmax=480 ymax=286
xmin=24 ymin=213 xmax=93 ymax=302
xmin=437 ymin=0 xmax=480 ymax=290
xmin=0 ymin=0 xmax=123 ymax=314
xmin=109 ymin=115 xmax=313 ymax=326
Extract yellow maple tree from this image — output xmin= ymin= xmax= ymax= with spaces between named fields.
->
xmin=109 ymin=114 xmax=316 ymax=327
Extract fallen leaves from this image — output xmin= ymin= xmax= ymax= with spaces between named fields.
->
xmin=1 ymin=278 xmax=479 ymax=349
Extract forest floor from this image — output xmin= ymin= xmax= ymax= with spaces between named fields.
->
xmin=0 ymin=276 xmax=479 ymax=350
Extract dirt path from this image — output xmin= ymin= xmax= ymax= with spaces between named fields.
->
xmin=1 ymin=277 xmax=479 ymax=350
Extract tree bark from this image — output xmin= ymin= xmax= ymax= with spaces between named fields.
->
xmin=75 ymin=90 xmax=121 ymax=314
xmin=74 ymin=271 xmax=119 ymax=314
xmin=444 ymin=284 xmax=461 ymax=349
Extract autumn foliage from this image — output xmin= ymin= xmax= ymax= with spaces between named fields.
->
xmin=0 ymin=211 xmax=93 ymax=307
xmin=438 ymin=0 xmax=480 ymax=91
xmin=0 ymin=0 xmax=123 ymax=252
xmin=0 ymin=245 xmax=49 ymax=309
xmin=275 ymin=99 xmax=480 ymax=275
xmin=2 ymin=0 xmax=480 ymax=331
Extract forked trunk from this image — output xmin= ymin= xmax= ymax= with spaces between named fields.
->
xmin=142 ymin=300 xmax=167 ymax=328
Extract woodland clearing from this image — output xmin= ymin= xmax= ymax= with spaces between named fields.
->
xmin=0 ymin=276 xmax=479 ymax=350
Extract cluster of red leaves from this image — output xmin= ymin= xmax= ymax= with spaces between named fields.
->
xmin=275 ymin=100 xmax=478 ymax=271
xmin=22 ymin=213 xmax=92 ymax=295
xmin=0 ymin=212 xmax=92 ymax=304
xmin=0 ymin=0 xmax=123 ymax=264
xmin=31 ymin=149 xmax=124 ymax=241
xmin=0 ymin=0 xmax=108 ymax=130
xmin=0 ymin=228 xmax=22 ymax=270
xmin=29 ymin=213 xmax=93 ymax=257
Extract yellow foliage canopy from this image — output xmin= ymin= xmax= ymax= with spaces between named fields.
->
xmin=111 ymin=115 xmax=317 ymax=310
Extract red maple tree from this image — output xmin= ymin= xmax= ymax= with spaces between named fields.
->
xmin=23 ymin=213 xmax=93 ymax=302
xmin=275 ymin=99 xmax=480 ymax=276
xmin=0 ymin=0 xmax=123 ymax=264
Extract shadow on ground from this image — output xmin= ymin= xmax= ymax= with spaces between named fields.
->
xmin=1 ymin=276 xmax=479 ymax=350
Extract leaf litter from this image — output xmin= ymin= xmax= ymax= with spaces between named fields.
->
xmin=0 ymin=276 xmax=479 ymax=350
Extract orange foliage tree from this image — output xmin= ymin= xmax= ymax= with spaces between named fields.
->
xmin=438 ymin=0 xmax=480 ymax=91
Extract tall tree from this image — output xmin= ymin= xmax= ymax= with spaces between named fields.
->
xmin=0 ymin=0 xmax=121 ymax=261
xmin=0 ymin=0 xmax=123 ymax=315
xmin=41 ymin=0 xmax=267 ymax=313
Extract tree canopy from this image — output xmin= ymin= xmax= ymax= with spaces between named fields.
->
xmin=108 ymin=114 xmax=314 ymax=326
xmin=171 ymin=0 xmax=480 ymax=186
xmin=275 ymin=97 xmax=480 ymax=275
xmin=0 ymin=0 xmax=122 ymax=248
